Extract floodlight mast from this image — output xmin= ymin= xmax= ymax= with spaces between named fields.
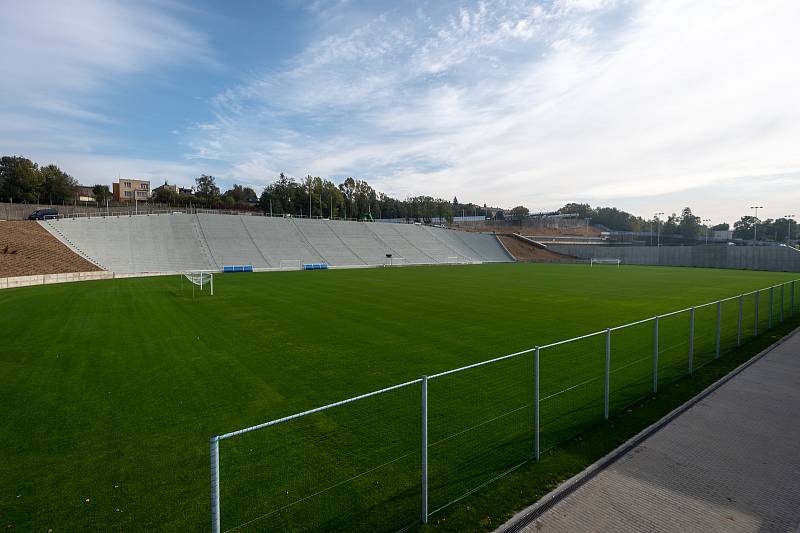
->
xmin=786 ymin=215 xmax=795 ymax=244
xmin=654 ymin=212 xmax=664 ymax=247
xmin=750 ymin=206 xmax=763 ymax=242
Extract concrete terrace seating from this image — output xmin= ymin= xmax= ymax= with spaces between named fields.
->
xmin=292 ymin=218 xmax=365 ymax=266
xmin=242 ymin=216 xmax=323 ymax=267
xmin=197 ymin=213 xmax=268 ymax=268
xmin=44 ymin=214 xmax=213 ymax=273
xmin=325 ymin=219 xmax=391 ymax=264
xmin=41 ymin=213 xmax=513 ymax=273
xmin=392 ymin=224 xmax=464 ymax=263
xmin=444 ymin=228 xmax=512 ymax=262
xmin=368 ymin=223 xmax=436 ymax=264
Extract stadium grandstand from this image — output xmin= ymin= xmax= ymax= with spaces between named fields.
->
xmin=29 ymin=213 xmax=514 ymax=274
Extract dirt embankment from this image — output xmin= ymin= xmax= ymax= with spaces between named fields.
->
xmin=0 ymin=221 xmax=101 ymax=277
xmin=498 ymin=235 xmax=575 ymax=262
xmin=457 ymin=223 xmax=601 ymax=237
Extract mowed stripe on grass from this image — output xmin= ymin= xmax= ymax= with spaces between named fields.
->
xmin=0 ymin=263 xmax=795 ymax=531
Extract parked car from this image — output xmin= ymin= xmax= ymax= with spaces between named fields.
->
xmin=28 ymin=208 xmax=59 ymax=220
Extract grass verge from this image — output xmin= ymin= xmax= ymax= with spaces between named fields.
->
xmin=419 ymin=317 xmax=799 ymax=532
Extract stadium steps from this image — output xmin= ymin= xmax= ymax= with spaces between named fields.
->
xmin=38 ymin=214 xmax=513 ymax=274
xmin=245 ymin=217 xmax=322 ymax=266
xmin=192 ymin=215 xmax=219 ymax=270
xmin=457 ymin=230 xmax=514 ymax=261
xmin=418 ymin=225 xmax=473 ymax=262
xmin=322 ymin=219 xmax=371 ymax=265
xmin=292 ymin=218 xmax=365 ymax=266
xmin=289 ymin=218 xmax=332 ymax=264
xmin=239 ymin=215 xmax=273 ymax=267
xmin=40 ymin=219 xmax=108 ymax=270
xmin=431 ymin=227 xmax=492 ymax=261
xmin=325 ymin=220 xmax=391 ymax=265
xmin=368 ymin=223 xmax=437 ymax=264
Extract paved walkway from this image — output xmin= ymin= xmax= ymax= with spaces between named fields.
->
xmin=500 ymin=330 xmax=800 ymax=533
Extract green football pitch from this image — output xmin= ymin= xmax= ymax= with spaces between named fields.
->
xmin=0 ymin=263 xmax=796 ymax=532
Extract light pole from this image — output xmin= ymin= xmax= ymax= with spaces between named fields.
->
xmin=655 ymin=212 xmax=664 ymax=247
xmin=750 ymin=206 xmax=763 ymax=243
xmin=786 ymin=214 xmax=795 ymax=244
xmin=702 ymin=218 xmax=711 ymax=244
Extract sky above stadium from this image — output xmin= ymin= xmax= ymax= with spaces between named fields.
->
xmin=2 ymin=0 xmax=798 ymax=224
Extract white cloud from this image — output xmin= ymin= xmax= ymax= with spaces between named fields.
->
xmin=187 ymin=0 xmax=800 ymax=223
xmin=0 ymin=0 xmax=215 ymax=155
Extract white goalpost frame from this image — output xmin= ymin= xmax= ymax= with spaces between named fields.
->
xmin=183 ymin=270 xmax=215 ymax=297
xmin=279 ymin=259 xmax=303 ymax=270
xmin=590 ymin=258 xmax=622 ymax=268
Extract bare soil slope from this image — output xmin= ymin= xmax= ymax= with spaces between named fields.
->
xmin=0 ymin=221 xmax=101 ymax=277
xmin=498 ymin=235 xmax=575 ymax=262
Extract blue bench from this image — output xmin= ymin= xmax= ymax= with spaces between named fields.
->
xmin=302 ymin=263 xmax=329 ymax=270
xmin=223 ymin=265 xmax=254 ymax=273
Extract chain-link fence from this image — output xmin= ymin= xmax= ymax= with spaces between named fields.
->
xmin=210 ymin=280 xmax=798 ymax=533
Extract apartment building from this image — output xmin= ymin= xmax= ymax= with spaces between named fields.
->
xmin=112 ymin=179 xmax=150 ymax=202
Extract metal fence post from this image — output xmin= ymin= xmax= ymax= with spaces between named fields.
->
xmin=688 ymin=307 xmax=695 ymax=375
xmin=604 ymin=328 xmax=611 ymax=419
xmin=715 ymin=301 xmax=722 ymax=359
xmin=737 ymin=295 xmax=743 ymax=347
xmin=210 ymin=435 xmax=221 ymax=533
xmin=755 ymin=290 xmax=760 ymax=336
xmin=652 ymin=316 xmax=659 ymax=393
xmin=792 ymin=281 xmax=796 ymax=317
xmin=769 ymin=287 xmax=773 ymax=329
xmin=781 ymin=284 xmax=785 ymax=323
xmin=534 ymin=347 xmax=540 ymax=461
xmin=421 ymin=375 xmax=428 ymax=524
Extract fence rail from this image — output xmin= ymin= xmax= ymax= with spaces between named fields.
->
xmin=209 ymin=279 xmax=799 ymax=533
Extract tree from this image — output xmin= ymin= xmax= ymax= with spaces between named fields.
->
xmin=677 ymin=207 xmax=701 ymax=238
xmin=0 ymin=156 xmax=42 ymax=203
xmin=711 ymin=223 xmax=729 ymax=231
xmin=40 ymin=164 xmax=77 ymax=204
xmin=510 ymin=206 xmax=530 ymax=219
xmin=223 ymin=184 xmax=256 ymax=207
xmin=733 ymin=216 xmax=757 ymax=240
xmin=661 ymin=213 xmax=679 ymax=236
xmin=195 ymin=174 xmax=220 ymax=204
xmin=558 ymin=203 xmax=593 ymax=219
xmin=92 ymin=184 xmax=111 ymax=204
xmin=151 ymin=185 xmax=178 ymax=204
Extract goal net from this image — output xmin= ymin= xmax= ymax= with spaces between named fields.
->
xmin=279 ymin=259 xmax=303 ymax=270
xmin=385 ymin=256 xmax=407 ymax=267
xmin=183 ymin=270 xmax=214 ymax=296
xmin=590 ymin=258 xmax=621 ymax=267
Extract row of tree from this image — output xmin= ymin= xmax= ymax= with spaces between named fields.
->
xmin=732 ymin=217 xmax=797 ymax=242
xmin=5 ymin=155 xmax=795 ymax=241
xmin=0 ymin=156 xmax=80 ymax=204
xmin=556 ymin=203 xmax=797 ymax=242
xmin=0 ymin=156 xmax=472 ymax=221
xmin=257 ymin=173 xmax=473 ymax=221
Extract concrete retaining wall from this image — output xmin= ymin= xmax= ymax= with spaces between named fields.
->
xmin=0 ymin=271 xmax=113 ymax=289
xmin=549 ymin=244 xmax=800 ymax=272
xmin=0 ymin=270 xmax=188 ymax=290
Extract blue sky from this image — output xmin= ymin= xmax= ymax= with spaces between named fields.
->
xmin=2 ymin=0 xmax=799 ymax=223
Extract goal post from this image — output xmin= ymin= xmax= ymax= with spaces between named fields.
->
xmin=279 ymin=259 xmax=303 ymax=270
xmin=590 ymin=258 xmax=621 ymax=268
xmin=182 ymin=270 xmax=214 ymax=297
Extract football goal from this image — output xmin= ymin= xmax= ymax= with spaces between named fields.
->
xmin=590 ymin=258 xmax=621 ymax=267
xmin=182 ymin=270 xmax=214 ymax=297
xmin=279 ymin=259 xmax=303 ymax=270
